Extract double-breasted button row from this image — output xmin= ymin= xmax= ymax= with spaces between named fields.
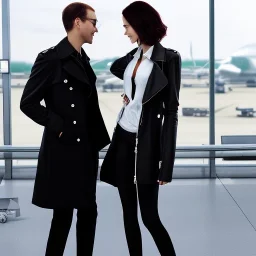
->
xmin=64 ymin=79 xmax=73 ymax=90
xmin=65 ymin=80 xmax=75 ymax=108
xmin=63 ymin=79 xmax=73 ymax=91
xmin=64 ymin=78 xmax=80 ymax=142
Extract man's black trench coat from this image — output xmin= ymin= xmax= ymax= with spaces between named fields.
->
xmin=20 ymin=37 xmax=110 ymax=209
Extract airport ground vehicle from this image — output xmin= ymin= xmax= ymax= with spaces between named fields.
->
xmin=0 ymin=197 xmax=20 ymax=223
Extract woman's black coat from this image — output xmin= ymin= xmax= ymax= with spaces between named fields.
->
xmin=100 ymin=42 xmax=181 ymax=186
xmin=20 ymin=37 xmax=110 ymax=209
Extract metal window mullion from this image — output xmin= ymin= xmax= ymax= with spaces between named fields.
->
xmin=2 ymin=0 xmax=12 ymax=179
xmin=209 ymin=0 xmax=216 ymax=178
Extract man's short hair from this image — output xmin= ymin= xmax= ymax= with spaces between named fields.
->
xmin=62 ymin=2 xmax=95 ymax=32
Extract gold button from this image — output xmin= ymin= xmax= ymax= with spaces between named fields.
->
xmin=73 ymin=121 xmax=76 ymax=124
xmin=69 ymin=87 xmax=73 ymax=90
xmin=77 ymin=138 xmax=80 ymax=142
xmin=71 ymin=104 xmax=75 ymax=107
xmin=64 ymin=79 xmax=68 ymax=83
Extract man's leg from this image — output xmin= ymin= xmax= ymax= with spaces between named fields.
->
xmin=45 ymin=208 xmax=73 ymax=256
xmin=76 ymin=201 xmax=98 ymax=256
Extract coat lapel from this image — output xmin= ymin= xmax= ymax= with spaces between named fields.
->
xmin=142 ymin=43 xmax=168 ymax=104
xmin=55 ymin=37 xmax=93 ymax=86
xmin=142 ymin=62 xmax=168 ymax=104
xmin=84 ymin=60 xmax=97 ymax=84
xmin=62 ymin=57 xmax=91 ymax=85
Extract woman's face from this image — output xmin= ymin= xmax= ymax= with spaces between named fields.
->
xmin=122 ymin=16 xmax=139 ymax=44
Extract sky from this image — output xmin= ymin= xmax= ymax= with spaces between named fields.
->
xmin=0 ymin=0 xmax=256 ymax=62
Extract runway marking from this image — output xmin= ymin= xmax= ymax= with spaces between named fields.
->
xmin=215 ymin=103 xmax=234 ymax=113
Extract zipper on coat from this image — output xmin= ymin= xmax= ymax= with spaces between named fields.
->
xmin=134 ymin=137 xmax=138 ymax=184
xmin=117 ymin=106 xmax=125 ymax=123
xmin=134 ymin=135 xmax=139 ymax=215
xmin=134 ymin=135 xmax=139 ymax=213
xmin=134 ymin=106 xmax=144 ymax=184
xmin=139 ymin=108 xmax=144 ymax=126
xmin=133 ymin=60 xmax=166 ymax=184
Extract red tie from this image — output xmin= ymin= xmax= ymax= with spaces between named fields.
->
xmin=131 ymin=50 xmax=143 ymax=100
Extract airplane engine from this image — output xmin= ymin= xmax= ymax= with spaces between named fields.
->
xmin=218 ymin=64 xmax=241 ymax=77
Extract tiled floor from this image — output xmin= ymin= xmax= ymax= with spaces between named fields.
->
xmin=1 ymin=179 xmax=256 ymax=256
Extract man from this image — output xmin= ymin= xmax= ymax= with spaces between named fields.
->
xmin=20 ymin=2 xmax=110 ymax=255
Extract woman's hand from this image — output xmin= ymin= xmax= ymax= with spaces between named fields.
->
xmin=157 ymin=180 xmax=168 ymax=185
xmin=59 ymin=132 xmax=63 ymax=138
xmin=121 ymin=93 xmax=130 ymax=105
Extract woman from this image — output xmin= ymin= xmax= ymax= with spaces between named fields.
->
xmin=100 ymin=1 xmax=181 ymax=255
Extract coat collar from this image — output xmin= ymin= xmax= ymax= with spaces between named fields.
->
xmin=150 ymin=42 xmax=166 ymax=62
xmin=129 ymin=42 xmax=166 ymax=62
xmin=55 ymin=37 xmax=92 ymax=85
xmin=56 ymin=37 xmax=90 ymax=61
xmin=133 ymin=45 xmax=154 ymax=60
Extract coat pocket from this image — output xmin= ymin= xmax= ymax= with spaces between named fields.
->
xmin=58 ymin=119 xmax=84 ymax=145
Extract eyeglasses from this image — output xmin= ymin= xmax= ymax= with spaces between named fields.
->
xmin=86 ymin=18 xmax=100 ymax=29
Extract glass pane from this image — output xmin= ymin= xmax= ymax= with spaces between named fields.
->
xmin=215 ymin=0 xmax=256 ymax=165
xmin=90 ymin=0 xmax=210 ymax=149
xmin=173 ymin=0 xmax=210 ymax=146
xmin=0 ymin=0 xmax=3 ymax=146
xmin=10 ymin=1 xmax=210 ymax=169
xmin=0 ymin=0 xmax=5 ymax=175
xmin=10 ymin=1 xmax=65 ymax=147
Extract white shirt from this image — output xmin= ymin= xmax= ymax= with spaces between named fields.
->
xmin=118 ymin=45 xmax=154 ymax=133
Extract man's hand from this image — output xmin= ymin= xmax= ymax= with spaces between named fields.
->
xmin=157 ymin=180 xmax=168 ymax=185
xmin=59 ymin=132 xmax=63 ymax=138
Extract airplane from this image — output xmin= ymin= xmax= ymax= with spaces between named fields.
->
xmin=8 ymin=43 xmax=256 ymax=90
xmin=101 ymin=76 xmax=123 ymax=92
xmin=180 ymin=42 xmax=256 ymax=90
xmin=217 ymin=43 xmax=256 ymax=86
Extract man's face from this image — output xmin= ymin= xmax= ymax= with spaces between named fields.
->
xmin=78 ymin=10 xmax=98 ymax=44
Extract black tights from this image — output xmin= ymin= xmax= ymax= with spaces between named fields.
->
xmin=118 ymin=183 xmax=176 ymax=256
xmin=45 ymin=204 xmax=97 ymax=256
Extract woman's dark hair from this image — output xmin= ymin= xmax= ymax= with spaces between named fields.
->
xmin=62 ymin=2 xmax=95 ymax=32
xmin=122 ymin=1 xmax=167 ymax=46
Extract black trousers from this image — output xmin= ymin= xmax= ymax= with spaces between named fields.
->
xmin=115 ymin=124 xmax=176 ymax=256
xmin=45 ymin=202 xmax=97 ymax=256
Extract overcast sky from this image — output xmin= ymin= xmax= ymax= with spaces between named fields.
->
xmin=0 ymin=0 xmax=256 ymax=62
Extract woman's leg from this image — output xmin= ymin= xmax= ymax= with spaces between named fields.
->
xmin=138 ymin=184 xmax=176 ymax=256
xmin=118 ymin=183 xmax=143 ymax=256
xmin=45 ymin=208 xmax=73 ymax=256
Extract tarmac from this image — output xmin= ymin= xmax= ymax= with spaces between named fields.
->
xmin=0 ymin=80 xmax=256 ymax=147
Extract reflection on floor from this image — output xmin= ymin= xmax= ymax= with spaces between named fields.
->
xmin=1 ymin=179 xmax=256 ymax=256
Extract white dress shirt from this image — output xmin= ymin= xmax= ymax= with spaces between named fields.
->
xmin=118 ymin=45 xmax=154 ymax=133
